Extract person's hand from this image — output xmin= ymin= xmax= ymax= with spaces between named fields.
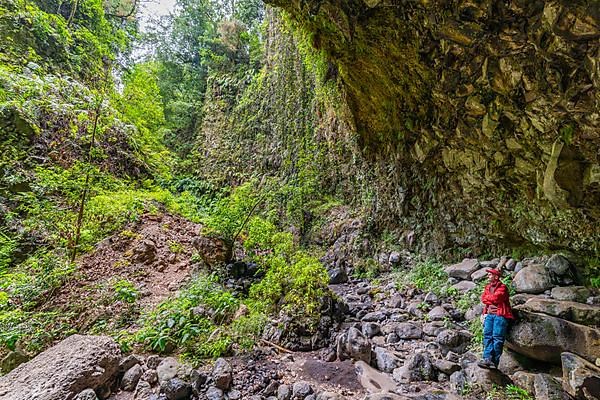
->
xmin=480 ymin=314 xmax=487 ymax=324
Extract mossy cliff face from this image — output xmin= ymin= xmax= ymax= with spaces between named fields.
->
xmin=262 ymin=0 xmax=600 ymax=256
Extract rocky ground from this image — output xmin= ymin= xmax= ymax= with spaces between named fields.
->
xmin=1 ymin=251 xmax=599 ymax=400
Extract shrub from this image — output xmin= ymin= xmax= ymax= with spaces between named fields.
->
xmin=397 ymin=259 xmax=449 ymax=296
xmin=113 ymin=279 xmax=139 ymax=304
xmin=134 ymin=275 xmax=239 ymax=357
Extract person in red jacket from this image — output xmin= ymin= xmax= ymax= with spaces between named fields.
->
xmin=478 ymin=268 xmax=514 ymax=369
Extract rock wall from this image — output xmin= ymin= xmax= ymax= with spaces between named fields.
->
xmin=260 ymin=0 xmax=600 ymax=264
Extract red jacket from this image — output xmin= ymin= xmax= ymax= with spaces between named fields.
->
xmin=481 ymin=282 xmax=514 ymax=319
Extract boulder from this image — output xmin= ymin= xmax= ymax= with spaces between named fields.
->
xmin=445 ymin=259 xmax=479 ymax=280
xmin=436 ymin=329 xmax=472 ymax=355
xmin=316 ymin=392 xmax=344 ymax=400
xmin=373 ymin=347 xmax=401 ymax=373
xmin=433 ymin=359 xmax=461 ymax=375
xmin=162 ymin=378 xmax=191 ymax=400
xmin=551 ymin=286 xmax=592 ymax=303
xmin=392 ymin=352 xmax=434 ymax=383
xmin=355 ymin=360 xmax=397 ymax=394
xmin=546 ymin=255 xmax=571 ymax=276
xmin=121 ymin=364 xmax=143 ymax=391
xmin=74 ymin=389 xmax=98 ymax=400
xmin=211 ymin=358 xmax=232 ymax=391
xmin=362 ymin=322 xmax=382 ymax=338
xmin=292 ymin=381 xmax=313 ymax=398
xmin=463 ymin=363 xmax=510 ymax=391
xmin=512 ymin=371 xmax=536 ymax=394
xmin=394 ymin=322 xmax=422 ymax=339
xmin=428 ymin=306 xmax=450 ymax=321
xmin=513 ymin=265 xmax=553 ymax=294
xmin=0 ymin=335 xmax=120 ymax=400
xmin=157 ymin=357 xmax=180 ymax=385
xmin=507 ymin=310 xmax=600 ymax=364
xmin=518 ymin=298 xmax=600 ymax=327
xmin=205 ymin=386 xmax=224 ymax=400
xmin=134 ymin=380 xmax=154 ymax=400
xmin=561 ymin=352 xmax=600 ymax=400
xmin=450 ymin=281 xmax=477 ymax=293
xmin=278 ymin=384 xmax=292 ymax=400
xmin=191 ymin=236 xmax=230 ymax=267
xmin=534 ymin=373 xmax=568 ymax=400
xmin=497 ymin=348 xmax=531 ymax=375
xmin=423 ymin=321 xmax=445 ymax=337
xmin=337 ymin=327 xmax=372 ymax=363
xmin=465 ymin=304 xmax=484 ymax=321
xmin=470 ymin=268 xmax=489 ymax=282
xmin=328 ymin=267 xmax=348 ymax=284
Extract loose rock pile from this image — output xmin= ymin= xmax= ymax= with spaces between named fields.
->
xmin=1 ymin=254 xmax=598 ymax=400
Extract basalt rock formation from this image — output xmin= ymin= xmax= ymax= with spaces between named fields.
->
xmin=262 ymin=0 xmax=599 ymax=261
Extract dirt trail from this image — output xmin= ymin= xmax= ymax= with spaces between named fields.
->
xmin=43 ymin=212 xmax=203 ymax=332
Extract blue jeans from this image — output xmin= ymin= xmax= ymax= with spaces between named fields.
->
xmin=483 ymin=314 xmax=508 ymax=366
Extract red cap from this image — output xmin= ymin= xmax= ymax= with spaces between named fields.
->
xmin=486 ymin=268 xmax=501 ymax=276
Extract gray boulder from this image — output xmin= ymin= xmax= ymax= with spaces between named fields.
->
xmin=428 ymin=306 xmax=450 ymax=321
xmin=362 ymin=322 xmax=382 ymax=338
xmin=512 ymin=371 xmax=536 ymax=394
xmin=328 ymin=267 xmax=348 ymax=284
xmin=561 ymin=352 xmax=600 ymax=400
xmin=373 ymin=347 xmax=401 ymax=373
xmin=337 ymin=327 xmax=372 ymax=363
xmin=450 ymin=281 xmax=477 ymax=293
xmin=162 ymin=378 xmax=191 ymax=400
xmin=292 ymin=381 xmax=313 ymax=398
xmin=534 ymin=373 xmax=568 ymax=400
xmin=157 ymin=357 xmax=180 ymax=385
xmin=0 ymin=335 xmax=120 ymax=400
xmin=205 ymin=386 xmax=224 ymax=400
xmin=546 ymin=255 xmax=571 ymax=276
xmin=513 ymin=265 xmax=553 ymax=294
xmin=436 ymin=329 xmax=472 ymax=355
xmin=445 ymin=259 xmax=479 ymax=280
xmin=278 ymin=384 xmax=292 ymax=400
xmin=355 ymin=360 xmax=397 ymax=394
xmin=518 ymin=297 xmax=600 ymax=327
xmin=211 ymin=358 xmax=232 ymax=391
xmin=394 ymin=322 xmax=422 ymax=339
xmin=551 ymin=286 xmax=591 ymax=303
xmin=470 ymin=268 xmax=489 ymax=282
xmin=134 ymin=380 xmax=154 ymax=400
xmin=122 ymin=364 xmax=143 ymax=391
xmin=393 ymin=352 xmax=434 ymax=383
xmin=74 ymin=389 xmax=98 ymax=400
xmin=507 ymin=310 xmax=600 ymax=364
xmin=433 ymin=359 xmax=461 ymax=375
xmin=362 ymin=394 xmax=411 ymax=400
xmin=463 ymin=363 xmax=510 ymax=391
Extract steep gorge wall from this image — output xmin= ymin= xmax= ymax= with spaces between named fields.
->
xmin=260 ymin=0 xmax=600 ymax=261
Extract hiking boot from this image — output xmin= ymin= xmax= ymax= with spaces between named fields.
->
xmin=477 ymin=359 xmax=495 ymax=369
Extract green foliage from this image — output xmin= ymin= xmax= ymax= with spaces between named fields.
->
xmin=246 ymin=220 xmax=329 ymax=327
xmin=397 ymin=259 xmax=449 ymax=296
xmin=116 ymin=63 xmax=172 ymax=177
xmin=0 ymin=230 xmax=17 ymax=272
xmin=486 ymin=384 xmax=534 ymax=400
xmin=113 ymin=279 xmax=139 ymax=303
xmin=0 ymin=0 xmax=130 ymax=80
xmin=353 ymin=257 xmax=383 ymax=279
xmin=0 ymin=309 xmax=75 ymax=354
xmin=134 ymin=274 xmax=239 ymax=358
xmin=202 ymin=181 xmax=257 ymax=246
